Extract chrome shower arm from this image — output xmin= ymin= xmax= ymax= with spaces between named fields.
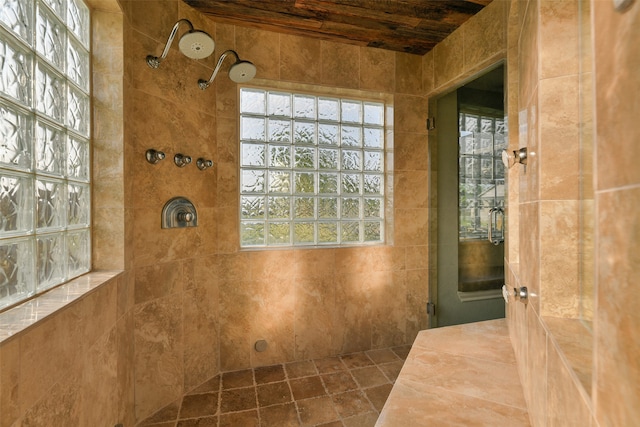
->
xmin=146 ymin=19 xmax=194 ymax=68
xmin=198 ymin=50 xmax=240 ymax=90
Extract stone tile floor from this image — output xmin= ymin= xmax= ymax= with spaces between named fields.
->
xmin=138 ymin=345 xmax=411 ymax=427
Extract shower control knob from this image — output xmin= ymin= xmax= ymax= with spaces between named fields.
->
xmin=177 ymin=212 xmax=194 ymax=222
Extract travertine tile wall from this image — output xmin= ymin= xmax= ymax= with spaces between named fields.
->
xmin=119 ymin=0 xmax=432 ymax=421
xmin=506 ymin=0 xmax=640 ymax=426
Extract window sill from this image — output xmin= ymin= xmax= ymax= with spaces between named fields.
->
xmin=0 ymin=270 xmax=124 ymax=344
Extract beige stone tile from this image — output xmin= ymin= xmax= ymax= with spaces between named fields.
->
xmin=546 ymin=342 xmax=592 ymax=427
xmin=134 ymin=261 xmax=184 ymax=304
xmin=595 ymin=186 xmax=640 ymax=427
xmin=183 ymin=285 xmax=219 ymax=391
xmin=294 ymin=277 xmax=336 ymax=361
xmin=133 ymin=296 xmax=184 ymax=421
xmin=433 ymin=28 xmax=464 ymax=89
xmin=539 ymin=0 xmax=579 ymax=79
xmin=321 ymin=41 xmax=360 ymax=89
xmin=21 ymin=378 xmax=82 ymax=426
xmin=236 ymin=26 xmax=281 ymax=81
xmin=463 ymin=0 xmax=507 ymax=70
xmin=333 ymin=274 xmax=373 ymax=354
xmin=421 ymin=50 xmax=434 ymax=95
xmin=394 ymin=94 xmax=427 ymax=134
xmin=219 ymin=280 xmax=253 ymax=371
xmin=249 ymin=250 xmax=296 ymax=281
xmin=394 ymin=171 xmax=429 ymax=209
xmin=370 ymin=271 xmax=406 ymax=348
xmin=527 ymin=310 xmax=548 ymax=424
xmin=394 ymin=131 xmax=429 ymax=172
xmin=395 ymin=52 xmax=421 ymax=95
xmin=359 ymin=47 xmax=395 ymax=93
xmin=539 ymin=75 xmax=580 ymax=200
xmin=519 ymin=201 xmax=540 ymax=312
xmin=127 ymin=0 xmax=178 ymax=43
xmin=518 ymin=0 xmax=539 ymax=107
xmin=0 ymin=337 xmax=20 ymax=427
xmin=280 ymin=34 xmax=322 ymax=84
xmin=377 ymin=382 xmax=530 ymax=426
xmin=296 ymin=396 xmax=339 ymax=426
xmin=293 ymin=248 xmax=336 ymax=280
xmin=394 ymin=208 xmax=429 ymax=246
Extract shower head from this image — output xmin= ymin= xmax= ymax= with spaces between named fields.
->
xmin=146 ymin=19 xmax=214 ymax=68
xmin=198 ymin=50 xmax=257 ymax=89
xmin=229 ymin=60 xmax=257 ymax=83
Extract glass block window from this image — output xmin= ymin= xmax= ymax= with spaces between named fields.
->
xmin=240 ymin=88 xmax=385 ymax=247
xmin=0 ymin=0 xmax=91 ymax=310
xmin=458 ymin=112 xmax=506 ymax=240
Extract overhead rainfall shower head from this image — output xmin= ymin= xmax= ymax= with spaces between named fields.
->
xmin=146 ymin=19 xmax=215 ymax=68
xmin=198 ymin=50 xmax=257 ymax=89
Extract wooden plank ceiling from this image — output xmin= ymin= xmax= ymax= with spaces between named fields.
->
xmin=184 ymin=0 xmax=492 ymax=55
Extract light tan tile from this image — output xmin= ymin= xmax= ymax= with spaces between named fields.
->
xmin=359 ymin=47 xmax=395 ymax=93
xmin=539 ymin=0 xmax=579 ymax=79
xmin=321 ymin=41 xmax=360 ymax=89
xmin=280 ymin=34 xmax=322 ymax=84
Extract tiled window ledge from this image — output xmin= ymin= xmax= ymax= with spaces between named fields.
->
xmin=0 ymin=270 xmax=123 ymax=343
xmin=376 ymin=319 xmax=530 ymax=426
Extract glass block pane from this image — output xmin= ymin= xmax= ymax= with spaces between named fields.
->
xmin=319 ymin=173 xmax=338 ymax=194
xmin=342 ymin=174 xmax=360 ymax=194
xmin=241 ymin=88 xmax=265 ymax=114
xmin=364 ymin=151 xmax=382 ymax=172
xmin=294 ymin=146 xmax=315 ymax=169
xmin=241 ymin=116 xmax=265 ymax=141
xmin=241 ymin=221 xmax=265 ymax=246
xmin=481 ymin=117 xmax=493 ymax=133
xmin=267 ymin=196 xmax=290 ymax=219
xmin=67 ymin=0 xmax=89 ymax=47
xmin=241 ymin=143 xmax=266 ymax=167
xmin=36 ymin=61 xmax=65 ymax=122
xmin=267 ymin=222 xmax=290 ymax=245
xmin=459 ymin=135 xmax=474 ymax=155
xmin=363 ymin=103 xmax=384 ymax=125
xmin=67 ymin=182 xmax=89 ymax=225
xmin=0 ymin=172 xmax=34 ymax=234
xmin=342 ymin=198 xmax=360 ymax=218
xmin=294 ymin=172 xmax=314 ymax=194
xmin=364 ymin=221 xmax=381 ymax=241
xmin=67 ymin=228 xmax=89 ymax=277
xmin=341 ymin=126 xmax=361 ymax=147
xmin=341 ymin=221 xmax=360 ymax=242
xmin=364 ymin=197 xmax=382 ymax=218
xmin=36 ymin=178 xmax=64 ymax=229
xmin=268 ymin=170 xmax=290 ymax=193
xmin=294 ymin=121 xmax=315 ymax=144
xmin=318 ymin=124 xmax=338 ymax=145
xmin=318 ymin=197 xmax=337 ymax=218
xmin=294 ymin=95 xmax=315 ymax=119
xmin=318 ymin=98 xmax=339 ymax=121
xmin=294 ymin=197 xmax=314 ymax=218
xmin=269 ymin=145 xmax=291 ymax=168
xmin=342 ymin=150 xmax=361 ymax=171
xmin=268 ymin=119 xmax=291 ymax=142
xmin=67 ymin=87 xmax=90 ymax=136
xmin=241 ymin=196 xmax=265 ymax=219
xmin=481 ymin=157 xmax=493 ymax=179
xmin=341 ymin=100 xmax=361 ymax=123
xmin=318 ymin=222 xmax=337 ymax=243
xmin=363 ymin=127 xmax=383 ymax=148
xmin=0 ymin=37 xmax=33 ymax=105
xmin=495 ymin=118 xmax=506 ymax=135
xmin=318 ymin=148 xmax=338 ymax=170
xmin=294 ymin=222 xmax=314 ymax=244
xmin=1 ymin=0 xmax=34 ymax=43
xmin=66 ymin=35 xmax=88 ymax=91
xmin=0 ymin=100 xmax=33 ymax=170
xmin=67 ymin=134 xmax=88 ymax=180
xmin=35 ymin=119 xmax=65 ymax=175
xmin=0 ymin=238 xmax=35 ymax=309
xmin=464 ymin=114 xmax=479 ymax=132
xmin=241 ymin=170 xmax=265 ymax=193
xmin=37 ymin=3 xmax=66 ymax=70
xmin=41 ymin=0 xmax=65 ymax=21
xmin=364 ymin=174 xmax=382 ymax=194
xmin=267 ymin=92 xmax=291 ymax=116
xmin=37 ymin=232 xmax=65 ymax=290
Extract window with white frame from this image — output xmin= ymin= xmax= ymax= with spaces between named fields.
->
xmin=239 ymin=88 xmax=385 ymax=247
xmin=0 ymin=0 xmax=91 ymax=310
